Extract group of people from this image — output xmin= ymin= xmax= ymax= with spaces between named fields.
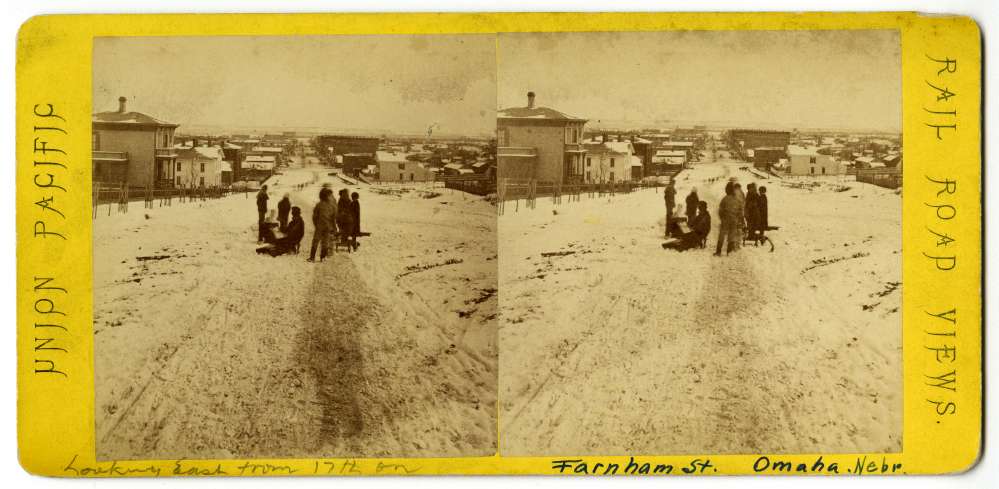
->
xmin=661 ymin=178 xmax=770 ymax=255
xmin=663 ymin=182 xmax=712 ymax=252
xmin=714 ymin=180 xmax=769 ymax=255
xmin=306 ymin=186 xmax=362 ymax=262
xmin=253 ymin=184 xmax=362 ymax=260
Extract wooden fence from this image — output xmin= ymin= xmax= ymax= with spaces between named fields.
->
xmin=441 ymin=174 xmax=495 ymax=196
xmin=855 ymin=167 xmax=902 ymax=189
xmin=92 ymin=182 xmax=244 ymax=218
xmin=497 ymin=178 xmax=667 ymax=215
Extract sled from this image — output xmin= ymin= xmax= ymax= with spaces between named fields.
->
xmin=743 ymin=225 xmax=778 ymax=252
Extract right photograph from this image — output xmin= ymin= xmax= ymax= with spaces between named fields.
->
xmin=497 ymin=30 xmax=902 ymax=456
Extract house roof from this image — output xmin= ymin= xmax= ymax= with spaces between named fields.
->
xmin=376 ymin=151 xmax=410 ymax=163
xmin=176 ymin=145 xmax=224 ymax=160
xmin=245 ymin=155 xmax=276 ymax=163
xmin=93 ymin=110 xmax=178 ymax=128
xmin=584 ymin=141 xmax=633 ymax=155
xmin=787 ymin=145 xmax=820 ymax=156
xmin=497 ymin=106 xmax=585 ymax=121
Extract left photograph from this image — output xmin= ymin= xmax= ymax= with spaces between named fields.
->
xmin=91 ymin=35 xmax=498 ymax=460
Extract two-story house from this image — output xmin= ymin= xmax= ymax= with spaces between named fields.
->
xmin=497 ymin=92 xmax=587 ymax=184
xmin=92 ymin=96 xmax=179 ymax=188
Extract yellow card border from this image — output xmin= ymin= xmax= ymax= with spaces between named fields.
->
xmin=16 ymin=12 xmax=982 ymax=476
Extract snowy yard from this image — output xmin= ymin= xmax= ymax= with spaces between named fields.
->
xmin=498 ymin=158 xmax=902 ymax=455
xmin=94 ymin=167 xmax=497 ymax=460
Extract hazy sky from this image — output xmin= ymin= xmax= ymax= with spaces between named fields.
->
xmin=498 ymin=30 xmax=901 ymax=132
xmin=94 ymin=35 xmax=496 ymax=136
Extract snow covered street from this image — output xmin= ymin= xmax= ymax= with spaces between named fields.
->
xmin=498 ymin=153 xmax=902 ymax=456
xmin=94 ymin=167 xmax=497 ymax=460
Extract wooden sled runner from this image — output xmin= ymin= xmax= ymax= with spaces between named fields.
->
xmin=744 ymin=225 xmax=779 ymax=252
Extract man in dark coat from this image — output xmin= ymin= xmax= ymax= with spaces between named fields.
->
xmin=692 ymin=200 xmax=711 ymax=247
xmin=685 ymin=187 xmax=699 ymax=224
xmin=336 ymin=189 xmax=355 ymax=250
xmin=256 ymin=185 xmax=269 ymax=242
xmin=350 ymin=191 xmax=361 ymax=251
xmin=744 ymin=182 xmax=761 ymax=243
xmin=308 ymin=188 xmax=336 ymax=262
xmin=663 ymin=180 xmax=676 ymax=237
xmin=758 ymin=186 xmax=769 ymax=231
xmin=277 ymin=194 xmax=292 ymax=232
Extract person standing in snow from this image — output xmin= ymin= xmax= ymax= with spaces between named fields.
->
xmin=715 ymin=184 xmax=743 ymax=256
xmin=758 ymin=185 xmax=769 ymax=233
xmin=744 ymin=182 xmax=761 ymax=244
xmin=663 ymin=180 xmax=677 ymax=237
xmin=308 ymin=188 xmax=336 ymax=262
xmin=256 ymin=184 xmax=269 ymax=242
xmin=277 ymin=193 xmax=292 ymax=232
xmin=349 ymin=191 xmax=361 ymax=251
xmin=336 ymin=189 xmax=355 ymax=250
xmin=685 ymin=187 xmax=699 ymax=224
xmin=732 ymin=182 xmax=746 ymax=248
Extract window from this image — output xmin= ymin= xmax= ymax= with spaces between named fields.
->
xmin=92 ymin=132 xmax=100 ymax=151
xmin=176 ymin=162 xmax=182 ymax=171
xmin=399 ymin=173 xmax=403 ymax=180
xmin=609 ymin=172 xmax=615 ymax=182
xmin=809 ymin=156 xmax=817 ymax=164
xmin=810 ymin=167 xmax=815 ymax=175
xmin=822 ymin=167 xmax=827 ymax=175
xmin=499 ymin=128 xmax=510 ymax=146
xmin=398 ymin=163 xmax=405 ymax=170
xmin=200 ymin=162 xmax=205 ymax=173
xmin=610 ymin=158 xmax=615 ymax=167
xmin=410 ymin=173 xmax=414 ymax=181
xmin=199 ymin=176 xmax=205 ymax=187
xmin=175 ymin=176 xmax=181 ymax=185
xmin=586 ymin=157 xmax=591 ymax=167
xmin=586 ymin=171 xmax=591 ymax=182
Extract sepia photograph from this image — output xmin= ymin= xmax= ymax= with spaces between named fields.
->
xmin=91 ymin=35 xmax=498 ymax=460
xmin=497 ymin=30 xmax=902 ymax=456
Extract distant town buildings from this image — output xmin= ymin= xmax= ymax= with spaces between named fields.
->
xmin=376 ymin=151 xmax=435 ymax=182
xmin=787 ymin=145 xmax=844 ymax=176
xmin=497 ymin=92 xmax=588 ymax=184
xmin=173 ymin=143 xmax=225 ymax=188
xmin=582 ymin=137 xmax=638 ymax=183
xmin=727 ymin=129 xmax=792 ymax=161
xmin=92 ymin=96 xmax=180 ymax=188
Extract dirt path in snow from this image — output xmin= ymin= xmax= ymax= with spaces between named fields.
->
xmin=297 ymin=256 xmax=382 ymax=454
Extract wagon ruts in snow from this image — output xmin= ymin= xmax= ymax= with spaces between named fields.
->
xmin=744 ymin=225 xmax=780 ymax=252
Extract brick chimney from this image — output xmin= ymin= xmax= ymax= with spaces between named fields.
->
xmin=117 ymin=96 xmax=127 ymax=113
xmin=527 ymin=91 xmax=536 ymax=109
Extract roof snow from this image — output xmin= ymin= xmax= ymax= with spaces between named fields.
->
xmin=787 ymin=145 xmax=820 ymax=156
xmin=498 ymin=106 xmax=584 ymax=121
xmin=93 ymin=110 xmax=177 ymax=127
